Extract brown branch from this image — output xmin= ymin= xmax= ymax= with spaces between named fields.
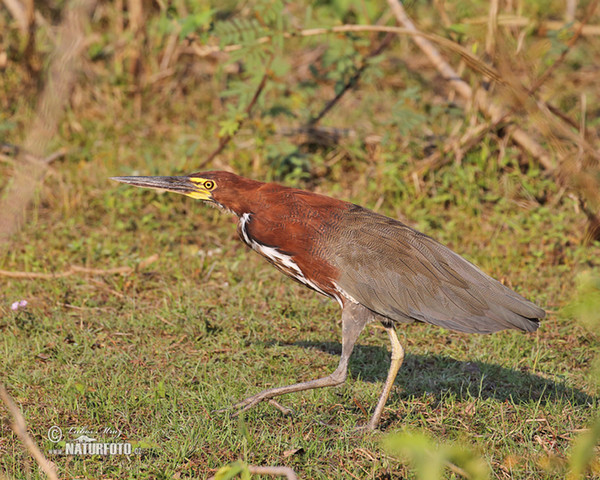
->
xmin=190 ymin=21 xmax=600 ymax=62
xmin=127 ymin=0 xmax=143 ymax=34
xmin=582 ymin=204 xmax=600 ymax=244
xmin=0 ymin=384 xmax=59 ymax=480
xmin=198 ymin=61 xmax=272 ymax=169
xmin=309 ymin=32 xmax=394 ymax=126
xmin=2 ymin=0 xmax=37 ymax=71
xmin=1 ymin=144 xmax=70 ymax=165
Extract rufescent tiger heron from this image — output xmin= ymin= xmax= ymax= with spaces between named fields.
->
xmin=111 ymin=171 xmax=545 ymax=430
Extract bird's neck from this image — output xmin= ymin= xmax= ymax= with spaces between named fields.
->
xmin=214 ymin=177 xmax=265 ymax=217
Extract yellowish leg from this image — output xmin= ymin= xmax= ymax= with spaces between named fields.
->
xmin=366 ymin=326 xmax=404 ymax=430
xmin=228 ymin=303 xmax=371 ymax=416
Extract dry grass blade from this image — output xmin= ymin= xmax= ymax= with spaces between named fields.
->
xmin=2 ymin=0 xmax=29 ymax=33
xmin=463 ymin=16 xmax=600 ymax=36
xmin=127 ymin=0 xmax=143 ymax=34
xmin=0 ymin=384 xmax=59 ymax=480
xmin=485 ymin=0 xmax=499 ymax=58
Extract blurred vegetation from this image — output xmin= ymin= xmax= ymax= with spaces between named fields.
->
xmin=1 ymin=0 xmax=599 ymax=479
xmin=383 ymin=430 xmax=490 ymax=480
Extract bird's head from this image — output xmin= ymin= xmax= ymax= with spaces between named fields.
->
xmin=111 ymin=171 xmax=261 ymax=215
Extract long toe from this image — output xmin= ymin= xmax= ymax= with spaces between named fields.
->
xmin=267 ymin=399 xmax=293 ymax=416
xmin=353 ymin=421 xmax=378 ymax=433
xmin=230 ymin=393 xmax=270 ymax=416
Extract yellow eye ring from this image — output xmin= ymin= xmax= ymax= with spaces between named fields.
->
xmin=204 ymin=180 xmax=215 ymax=190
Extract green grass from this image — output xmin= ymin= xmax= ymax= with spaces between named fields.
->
xmin=1 ymin=1 xmax=600 ymax=478
xmin=1 ymin=155 xmax=598 ymax=477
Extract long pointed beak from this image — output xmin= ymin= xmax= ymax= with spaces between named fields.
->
xmin=110 ymin=176 xmax=211 ymax=200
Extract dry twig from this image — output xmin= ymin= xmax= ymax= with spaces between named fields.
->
xmin=0 ymin=265 xmax=133 ymax=279
xmin=0 ymin=384 xmax=59 ymax=480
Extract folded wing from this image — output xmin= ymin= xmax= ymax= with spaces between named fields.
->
xmin=328 ymin=206 xmax=545 ymax=334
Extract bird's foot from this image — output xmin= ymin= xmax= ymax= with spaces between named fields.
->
xmin=352 ymin=422 xmax=378 ymax=433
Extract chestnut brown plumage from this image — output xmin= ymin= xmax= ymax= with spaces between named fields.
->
xmin=111 ymin=171 xmax=545 ymax=429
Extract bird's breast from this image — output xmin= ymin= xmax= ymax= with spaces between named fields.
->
xmin=238 ymin=212 xmax=343 ymax=305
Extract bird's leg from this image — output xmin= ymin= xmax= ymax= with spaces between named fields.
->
xmin=229 ymin=303 xmax=371 ymax=417
xmin=364 ymin=326 xmax=404 ymax=430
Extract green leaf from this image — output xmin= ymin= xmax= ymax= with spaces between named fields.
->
xmin=383 ymin=430 xmax=490 ymax=480
xmin=178 ymin=8 xmax=215 ymax=39
xmin=156 ymin=380 xmax=166 ymax=399
xmin=218 ymin=119 xmax=241 ymax=138
xmin=568 ymin=417 xmax=600 ymax=480
xmin=448 ymin=23 xmax=468 ymax=34
xmin=270 ymin=57 xmax=290 ymax=77
xmin=383 ymin=432 xmax=445 ymax=480
xmin=213 ymin=461 xmax=247 ymax=480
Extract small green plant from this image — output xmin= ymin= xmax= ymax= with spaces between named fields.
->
xmin=565 ymin=271 xmax=600 ymax=479
xmin=213 ymin=460 xmax=253 ymax=480
xmin=382 ymin=430 xmax=489 ymax=480
xmin=567 ymin=417 xmax=600 ymax=480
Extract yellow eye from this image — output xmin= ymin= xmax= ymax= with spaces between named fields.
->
xmin=204 ymin=180 xmax=215 ymax=190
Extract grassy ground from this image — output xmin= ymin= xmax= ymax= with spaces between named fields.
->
xmin=1 ymin=1 xmax=600 ymax=479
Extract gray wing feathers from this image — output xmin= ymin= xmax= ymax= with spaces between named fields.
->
xmin=328 ymin=208 xmax=545 ymax=334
